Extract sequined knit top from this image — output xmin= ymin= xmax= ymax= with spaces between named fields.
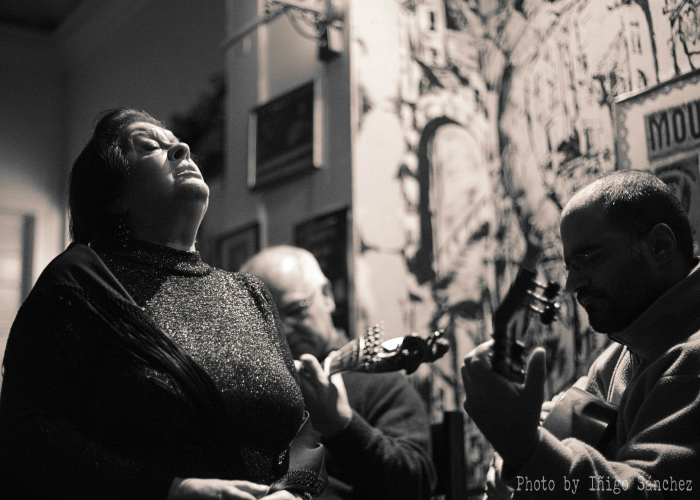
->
xmin=98 ymin=239 xmax=305 ymax=484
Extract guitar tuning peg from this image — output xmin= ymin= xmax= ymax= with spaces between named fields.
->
xmin=544 ymin=282 xmax=560 ymax=299
xmin=540 ymin=307 xmax=556 ymax=325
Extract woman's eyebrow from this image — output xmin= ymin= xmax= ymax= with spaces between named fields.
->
xmin=132 ymin=130 xmax=176 ymax=145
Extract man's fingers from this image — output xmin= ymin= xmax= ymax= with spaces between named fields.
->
xmin=523 ymin=347 xmax=547 ymax=404
xmin=299 ymin=353 xmax=327 ymax=383
xmin=462 ymin=341 xmax=494 ymax=386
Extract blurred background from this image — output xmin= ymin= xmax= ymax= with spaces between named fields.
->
xmin=3 ymin=0 xmax=700 ymax=495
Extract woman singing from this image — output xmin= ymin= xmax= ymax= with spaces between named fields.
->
xmin=0 ymin=108 xmax=326 ymax=500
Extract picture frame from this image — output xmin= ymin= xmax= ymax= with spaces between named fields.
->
xmin=294 ymin=208 xmax=351 ymax=336
xmin=248 ymin=80 xmax=323 ymax=189
xmin=215 ymin=223 xmax=260 ymax=272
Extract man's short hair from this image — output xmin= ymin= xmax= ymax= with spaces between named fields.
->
xmin=583 ymin=170 xmax=695 ymax=263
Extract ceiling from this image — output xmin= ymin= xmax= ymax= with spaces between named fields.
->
xmin=0 ymin=0 xmax=85 ymax=32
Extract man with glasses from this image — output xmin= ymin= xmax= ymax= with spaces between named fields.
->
xmin=462 ymin=170 xmax=700 ymax=498
xmin=241 ymin=246 xmax=436 ymax=500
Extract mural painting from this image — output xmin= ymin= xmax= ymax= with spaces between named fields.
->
xmin=352 ymin=0 xmax=700 ymax=491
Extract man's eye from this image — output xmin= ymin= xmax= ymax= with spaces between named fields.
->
xmin=284 ymin=306 xmax=306 ymax=318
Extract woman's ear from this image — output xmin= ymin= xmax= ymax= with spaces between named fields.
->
xmin=106 ymin=197 xmax=126 ymax=215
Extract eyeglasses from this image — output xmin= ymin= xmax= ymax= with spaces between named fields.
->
xmin=278 ymin=281 xmax=334 ymax=320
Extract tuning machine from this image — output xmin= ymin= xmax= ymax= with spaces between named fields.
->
xmin=527 ymin=281 xmax=561 ymax=325
xmin=362 ymin=323 xmax=384 ymax=365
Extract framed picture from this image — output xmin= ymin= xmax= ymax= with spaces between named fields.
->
xmin=216 ymin=223 xmax=260 ymax=272
xmin=248 ymin=80 xmax=323 ymax=189
xmin=294 ymin=208 xmax=350 ymax=336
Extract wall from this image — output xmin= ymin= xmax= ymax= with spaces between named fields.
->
xmin=0 ymin=26 xmax=67 ymax=384
xmin=208 ymin=0 xmax=352 ymax=289
xmin=0 ymin=27 xmax=68 ymax=285
xmin=64 ymin=0 xmax=226 ymax=164
xmin=349 ymin=0 xmax=700 ymax=490
xmin=0 ymin=0 xmax=227 ymax=390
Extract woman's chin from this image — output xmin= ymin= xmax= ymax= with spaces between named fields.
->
xmin=176 ymin=178 xmax=210 ymax=201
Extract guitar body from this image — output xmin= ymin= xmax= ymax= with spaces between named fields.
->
xmin=542 ymin=387 xmax=618 ymax=452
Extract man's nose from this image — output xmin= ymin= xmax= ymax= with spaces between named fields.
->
xmin=564 ymin=269 xmax=589 ymax=294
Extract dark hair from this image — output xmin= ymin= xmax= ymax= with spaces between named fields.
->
xmin=68 ymin=108 xmax=164 ymax=245
xmin=593 ymin=170 xmax=695 ymax=263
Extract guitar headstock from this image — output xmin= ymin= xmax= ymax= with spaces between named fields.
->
xmin=491 ymin=268 xmax=560 ymax=383
xmin=328 ymin=324 xmax=450 ymax=376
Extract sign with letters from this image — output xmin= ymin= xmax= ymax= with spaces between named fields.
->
xmin=615 ymin=68 xmax=700 ymax=169
xmin=645 ymin=98 xmax=700 ymax=161
xmin=615 ymin=69 xmax=700 ymax=254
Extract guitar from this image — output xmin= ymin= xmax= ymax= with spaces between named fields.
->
xmin=325 ymin=324 xmax=450 ymax=376
xmin=491 ymin=267 xmax=560 ymax=383
xmin=491 ymin=266 xmax=617 ymax=452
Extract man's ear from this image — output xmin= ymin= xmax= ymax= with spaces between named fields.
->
xmin=321 ymin=283 xmax=336 ymax=314
xmin=645 ymin=223 xmax=677 ymax=263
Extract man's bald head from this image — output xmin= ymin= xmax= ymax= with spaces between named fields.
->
xmin=562 ymin=170 xmax=694 ymax=265
xmin=241 ymin=245 xmax=326 ymax=303
xmin=241 ymin=245 xmax=340 ymax=359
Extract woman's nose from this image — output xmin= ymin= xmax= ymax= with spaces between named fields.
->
xmin=167 ymin=142 xmax=191 ymax=161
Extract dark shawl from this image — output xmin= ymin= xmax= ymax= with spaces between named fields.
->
xmin=0 ymin=243 xmax=326 ymax=499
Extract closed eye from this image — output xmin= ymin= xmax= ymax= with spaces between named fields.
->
xmin=564 ymin=249 xmax=602 ymax=271
xmin=133 ymin=137 xmax=160 ymax=150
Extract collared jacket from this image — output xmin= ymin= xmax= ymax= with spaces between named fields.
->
xmin=507 ymin=261 xmax=700 ymax=499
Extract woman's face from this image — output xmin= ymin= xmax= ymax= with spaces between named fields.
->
xmin=120 ymin=121 xmax=209 ymax=220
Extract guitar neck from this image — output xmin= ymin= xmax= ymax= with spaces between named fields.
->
xmin=327 ymin=336 xmax=364 ymax=375
xmin=327 ymin=325 xmax=383 ymax=376
xmin=491 ymin=267 xmax=537 ymax=383
xmin=325 ymin=325 xmax=450 ymax=376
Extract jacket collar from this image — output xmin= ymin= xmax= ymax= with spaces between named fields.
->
xmin=609 ymin=259 xmax=700 ymax=361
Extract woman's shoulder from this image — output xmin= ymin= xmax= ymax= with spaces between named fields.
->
xmin=208 ymin=267 xmax=266 ymax=289
xmin=208 ymin=268 xmax=278 ymax=308
xmin=34 ymin=243 xmax=130 ymax=299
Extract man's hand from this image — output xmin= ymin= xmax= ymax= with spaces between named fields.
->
xmin=484 ymin=454 xmax=515 ymax=500
xmin=460 ymin=341 xmax=546 ymax=471
xmin=296 ymin=353 xmax=353 ymax=438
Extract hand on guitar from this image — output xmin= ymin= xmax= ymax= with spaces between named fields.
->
xmin=295 ymin=354 xmax=353 ymax=438
xmin=461 ymin=341 xmax=547 ymax=472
